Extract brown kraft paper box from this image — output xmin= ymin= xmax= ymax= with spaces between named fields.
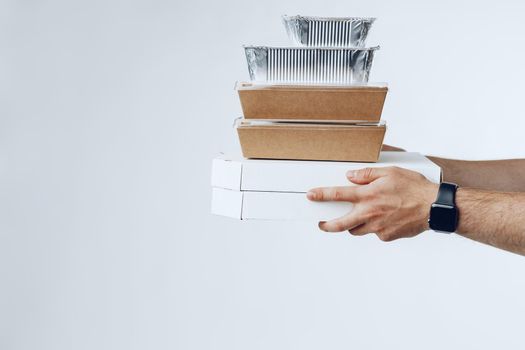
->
xmin=237 ymin=122 xmax=387 ymax=162
xmin=237 ymin=82 xmax=388 ymax=121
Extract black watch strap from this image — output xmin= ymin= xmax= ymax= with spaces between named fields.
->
xmin=429 ymin=182 xmax=460 ymax=233
xmin=435 ymin=182 xmax=458 ymax=206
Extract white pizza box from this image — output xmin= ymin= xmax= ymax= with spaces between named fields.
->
xmin=211 ymin=187 xmax=352 ymax=220
xmin=212 ymin=152 xmax=441 ymax=192
xmin=210 ymin=152 xmax=442 ymax=221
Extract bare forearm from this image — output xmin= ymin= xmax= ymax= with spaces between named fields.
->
xmin=455 ymin=188 xmax=525 ymax=255
xmin=427 ymin=156 xmax=525 ymax=192
xmin=308 ymin=162 xmax=525 ymax=255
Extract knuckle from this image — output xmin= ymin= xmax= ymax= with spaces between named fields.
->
xmin=378 ymin=230 xmax=394 ymax=242
xmin=354 ymin=185 xmax=368 ymax=198
xmin=377 ymin=233 xmax=390 ymax=242
xmin=367 ymin=185 xmax=380 ymax=197
xmin=362 ymin=167 xmax=374 ymax=179
xmin=358 ymin=187 xmax=377 ymax=201
xmin=333 ymin=189 xmax=344 ymax=201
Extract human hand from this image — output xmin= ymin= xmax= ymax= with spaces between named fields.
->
xmin=381 ymin=144 xmax=406 ymax=152
xmin=307 ymin=167 xmax=439 ymax=241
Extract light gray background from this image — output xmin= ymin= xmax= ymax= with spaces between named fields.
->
xmin=1 ymin=0 xmax=525 ymax=349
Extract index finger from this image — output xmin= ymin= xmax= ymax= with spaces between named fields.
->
xmin=307 ymin=186 xmax=359 ymax=202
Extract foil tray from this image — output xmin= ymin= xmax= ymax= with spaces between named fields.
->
xmin=282 ymin=15 xmax=375 ymax=47
xmin=244 ymin=46 xmax=378 ymax=84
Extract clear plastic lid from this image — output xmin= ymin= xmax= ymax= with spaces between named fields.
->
xmin=235 ymin=81 xmax=388 ymax=90
xmin=235 ymin=118 xmax=386 ymax=127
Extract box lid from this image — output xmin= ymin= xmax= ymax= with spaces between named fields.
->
xmin=235 ymin=81 xmax=388 ymax=90
xmin=235 ymin=119 xmax=386 ymax=127
xmin=211 ymin=152 xmax=441 ymax=193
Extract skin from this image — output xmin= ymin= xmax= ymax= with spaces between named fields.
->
xmin=382 ymin=145 xmax=525 ymax=191
xmin=307 ymin=147 xmax=525 ymax=255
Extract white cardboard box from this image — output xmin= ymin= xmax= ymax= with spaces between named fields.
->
xmin=211 ymin=188 xmax=353 ymax=220
xmin=211 ymin=152 xmax=441 ymax=220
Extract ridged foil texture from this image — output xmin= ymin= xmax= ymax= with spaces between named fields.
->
xmin=244 ymin=46 xmax=378 ymax=84
xmin=282 ymin=15 xmax=375 ymax=47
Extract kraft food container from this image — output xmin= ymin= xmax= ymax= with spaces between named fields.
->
xmin=236 ymin=119 xmax=386 ymax=162
xmin=282 ymin=15 xmax=375 ymax=47
xmin=236 ymin=82 xmax=387 ymax=121
xmin=244 ymin=46 xmax=378 ymax=84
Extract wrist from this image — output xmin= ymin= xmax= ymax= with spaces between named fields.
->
xmin=455 ymin=187 xmax=471 ymax=234
xmin=428 ymin=182 xmax=459 ymax=233
xmin=422 ymin=182 xmax=439 ymax=231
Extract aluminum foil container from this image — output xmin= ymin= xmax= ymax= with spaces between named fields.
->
xmin=282 ymin=15 xmax=375 ymax=47
xmin=244 ymin=46 xmax=378 ymax=84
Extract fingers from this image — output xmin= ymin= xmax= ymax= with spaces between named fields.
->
xmin=319 ymin=211 xmax=365 ymax=233
xmin=307 ymin=186 xmax=359 ymax=202
xmin=346 ymin=167 xmax=392 ymax=185
xmin=308 ymin=167 xmax=393 ymax=201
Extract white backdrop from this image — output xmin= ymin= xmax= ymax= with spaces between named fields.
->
xmin=1 ymin=0 xmax=525 ymax=349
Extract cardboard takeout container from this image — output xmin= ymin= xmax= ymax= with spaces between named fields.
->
xmin=237 ymin=82 xmax=387 ymax=121
xmin=236 ymin=120 xmax=386 ymax=162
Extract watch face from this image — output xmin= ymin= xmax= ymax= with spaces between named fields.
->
xmin=429 ymin=204 xmax=458 ymax=233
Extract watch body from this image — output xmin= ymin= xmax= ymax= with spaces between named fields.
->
xmin=428 ymin=182 xmax=459 ymax=233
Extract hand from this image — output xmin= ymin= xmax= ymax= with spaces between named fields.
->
xmin=381 ymin=144 xmax=406 ymax=152
xmin=307 ymin=167 xmax=439 ymax=241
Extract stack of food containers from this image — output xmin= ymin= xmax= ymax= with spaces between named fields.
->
xmin=211 ymin=16 xmax=443 ymax=220
xmin=235 ymin=15 xmax=388 ymax=162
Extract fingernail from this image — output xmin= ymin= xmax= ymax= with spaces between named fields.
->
xmin=346 ymin=170 xmax=356 ymax=178
xmin=307 ymin=191 xmax=316 ymax=200
xmin=318 ymin=221 xmax=327 ymax=231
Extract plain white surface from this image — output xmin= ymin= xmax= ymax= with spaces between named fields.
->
xmin=2 ymin=1 xmax=525 ymax=350
xmin=212 ymin=152 xmax=441 ymax=192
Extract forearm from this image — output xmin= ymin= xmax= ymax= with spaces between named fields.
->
xmin=427 ymin=156 xmax=525 ymax=192
xmin=455 ymin=188 xmax=525 ymax=255
xmin=308 ymin=163 xmax=525 ymax=255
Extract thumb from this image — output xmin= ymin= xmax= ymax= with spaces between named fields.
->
xmin=346 ymin=167 xmax=390 ymax=185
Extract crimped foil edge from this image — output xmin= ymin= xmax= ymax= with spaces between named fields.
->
xmin=283 ymin=15 xmax=376 ymax=22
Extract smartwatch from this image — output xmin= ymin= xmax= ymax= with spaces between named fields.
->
xmin=428 ymin=182 xmax=459 ymax=233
